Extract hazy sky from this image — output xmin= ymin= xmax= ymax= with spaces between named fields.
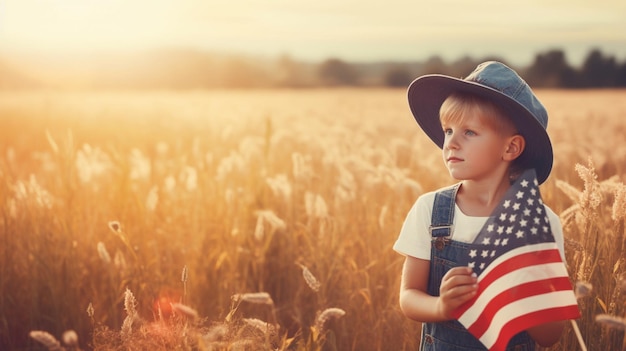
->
xmin=2 ymin=0 xmax=625 ymax=65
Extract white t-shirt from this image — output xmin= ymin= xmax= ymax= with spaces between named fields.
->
xmin=393 ymin=188 xmax=566 ymax=261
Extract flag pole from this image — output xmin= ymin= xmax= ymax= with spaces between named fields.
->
xmin=570 ymin=320 xmax=587 ymax=351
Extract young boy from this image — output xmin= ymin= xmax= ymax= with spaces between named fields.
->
xmin=393 ymin=61 xmax=567 ymax=350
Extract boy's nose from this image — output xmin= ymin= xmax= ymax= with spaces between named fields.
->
xmin=444 ymin=134 xmax=460 ymax=150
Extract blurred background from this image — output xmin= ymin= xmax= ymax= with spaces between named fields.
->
xmin=1 ymin=0 xmax=625 ymax=90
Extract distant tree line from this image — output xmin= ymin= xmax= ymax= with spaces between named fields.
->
xmin=524 ymin=49 xmax=626 ymax=88
xmin=321 ymin=48 xmax=626 ymax=88
xmin=0 ymin=48 xmax=624 ymax=90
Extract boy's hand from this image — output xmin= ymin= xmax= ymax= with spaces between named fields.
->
xmin=436 ymin=267 xmax=478 ymax=320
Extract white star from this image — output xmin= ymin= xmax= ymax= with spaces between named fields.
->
xmin=516 ymin=191 xmax=524 ymax=199
xmin=530 ymin=188 xmax=537 ymax=196
xmin=509 ymin=214 xmax=517 ymax=222
xmin=497 ymin=226 xmax=504 ymax=234
xmin=520 ymin=219 xmax=528 ymax=227
xmin=469 ymin=261 xmax=475 ymax=269
xmin=516 ymin=230 xmax=524 ymax=238
xmin=521 ymin=179 xmax=529 ymax=187
xmin=523 ymin=208 xmax=531 ymax=216
xmin=504 ymin=200 xmax=511 ymax=208
xmin=536 ymin=207 xmax=543 ymax=214
xmin=531 ymin=227 xmax=538 ymax=235
xmin=487 ymin=224 xmax=494 ymax=232
xmin=494 ymin=239 xmax=501 ymax=246
xmin=499 ymin=213 xmax=507 ymax=221
xmin=543 ymin=226 xmax=549 ymax=233
xmin=490 ymin=250 xmax=496 ymax=257
xmin=534 ymin=178 xmax=538 ymax=186
xmin=502 ymin=238 xmax=509 ymax=246
xmin=513 ymin=203 xmax=521 ymax=210
xmin=534 ymin=217 xmax=541 ymax=225
xmin=480 ymin=263 xmax=486 ymax=270
xmin=506 ymin=226 xmax=513 ymax=234
xmin=482 ymin=238 xmax=491 ymax=245
xmin=527 ymin=198 xmax=535 ymax=206
xmin=469 ymin=249 xmax=477 ymax=258
xmin=481 ymin=250 xmax=489 ymax=258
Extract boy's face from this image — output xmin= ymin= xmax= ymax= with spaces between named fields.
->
xmin=440 ymin=112 xmax=517 ymax=182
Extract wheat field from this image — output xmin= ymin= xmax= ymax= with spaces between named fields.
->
xmin=0 ymin=89 xmax=624 ymax=351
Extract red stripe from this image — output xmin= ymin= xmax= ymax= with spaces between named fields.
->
xmin=452 ymin=248 xmax=563 ymax=318
xmin=489 ymin=305 xmax=582 ymax=351
xmin=478 ymin=249 xmax=563 ymax=295
xmin=467 ymin=276 xmax=574 ymax=337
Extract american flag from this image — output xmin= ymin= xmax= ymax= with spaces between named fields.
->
xmin=450 ymin=169 xmax=581 ymax=351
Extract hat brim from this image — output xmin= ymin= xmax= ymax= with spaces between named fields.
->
xmin=407 ymin=74 xmax=553 ymax=184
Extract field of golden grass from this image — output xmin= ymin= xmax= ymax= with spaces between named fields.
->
xmin=0 ymin=89 xmax=624 ymax=350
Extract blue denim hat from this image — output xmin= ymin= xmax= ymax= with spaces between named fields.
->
xmin=407 ymin=61 xmax=553 ymax=184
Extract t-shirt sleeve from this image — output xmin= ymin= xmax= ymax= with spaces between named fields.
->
xmin=393 ymin=193 xmax=434 ymax=260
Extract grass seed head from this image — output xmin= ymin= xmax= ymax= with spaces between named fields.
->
xmin=124 ymin=288 xmax=137 ymax=318
xmin=121 ymin=288 xmax=139 ymax=340
xmin=181 ymin=265 xmax=189 ymax=283
xmin=297 ymin=263 xmax=321 ymax=292
xmin=611 ymin=184 xmax=626 ymax=221
xmin=617 ymin=272 xmax=626 ymax=295
xmin=265 ymin=174 xmax=292 ymax=201
xmin=121 ymin=315 xmax=133 ymax=341
xmin=114 ymin=250 xmax=127 ymax=271
xmin=315 ymin=308 xmax=346 ymax=332
xmin=575 ymin=159 xmax=602 ymax=211
xmin=145 ymin=186 xmax=159 ymax=212
xmin=595 ymin=314 xmax=626 ymax=330
xmin=87 ymin=302 xmax=94 ymax=318
xmin=204 ymin=323 xmax=229 ymax=342
xmin=574 ymin=281 xmax=593 ymax=299
xmin=233 ymin=292 xmax=274 ymax=305
xmin=254 ymin=214 xmax=265 ymax=241
xmin=29 ymin=331 xmax=62 ymax=351
xmin=243 ymin=318 xmax=279 ymax=335
xmin=108 ymin=220 xmax=122 ymax=234
xmin=62 ymin=330 xmax=79 ymax=347
xmin=97 ymin=242 xmax=111 ymax=264
xmin=171 ymin=302 xmax=198 ymax=319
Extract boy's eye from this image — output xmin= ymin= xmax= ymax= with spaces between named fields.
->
xmin=443 ymin=127 xmax=476 ymax=136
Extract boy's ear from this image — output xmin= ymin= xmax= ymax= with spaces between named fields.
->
xmin=503 ymin=134 xmax=525 ymax=161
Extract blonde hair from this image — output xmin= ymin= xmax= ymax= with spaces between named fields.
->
xmin=439 ymin=92 xmax=517 ymax=135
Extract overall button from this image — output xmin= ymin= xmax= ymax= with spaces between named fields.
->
xmin=434 ymin=238 xmax=448 ymax=250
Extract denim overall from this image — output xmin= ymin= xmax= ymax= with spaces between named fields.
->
xmin=420 ymin=184 xmax=535 ymax=351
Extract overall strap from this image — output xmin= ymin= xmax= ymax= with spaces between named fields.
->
xmin=430 ymin=183 xmax=461 ymax=238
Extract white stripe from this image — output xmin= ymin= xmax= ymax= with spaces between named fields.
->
xmin=458 ymin=261 xmax=570 ymax=327
xmin=479 ymin=290 xmax=579 ymax=349
xmin=478 ymin=242 xmax=558 ymax=281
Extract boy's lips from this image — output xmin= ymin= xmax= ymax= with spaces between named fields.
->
xmin=447 ymin=156 xmax=463 ymax=162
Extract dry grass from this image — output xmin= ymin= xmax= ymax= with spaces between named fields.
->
xmin=0 ymin=89 xmax=624 ymax=350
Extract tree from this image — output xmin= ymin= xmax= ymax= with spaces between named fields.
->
xmin=418 ymin=55 xmax=448 ymax=76
xmin=525 ymin=50 xmax=577 ymax=87
xmin=318 ymin=58 xmax=359 ymax=86
xmin=383 ymin=66 xmax=413 ymax=87
xmin=616 ymin=63 xmax=626 ymax=87
xmin=580 ymin=49 xmax=618 ymax=87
